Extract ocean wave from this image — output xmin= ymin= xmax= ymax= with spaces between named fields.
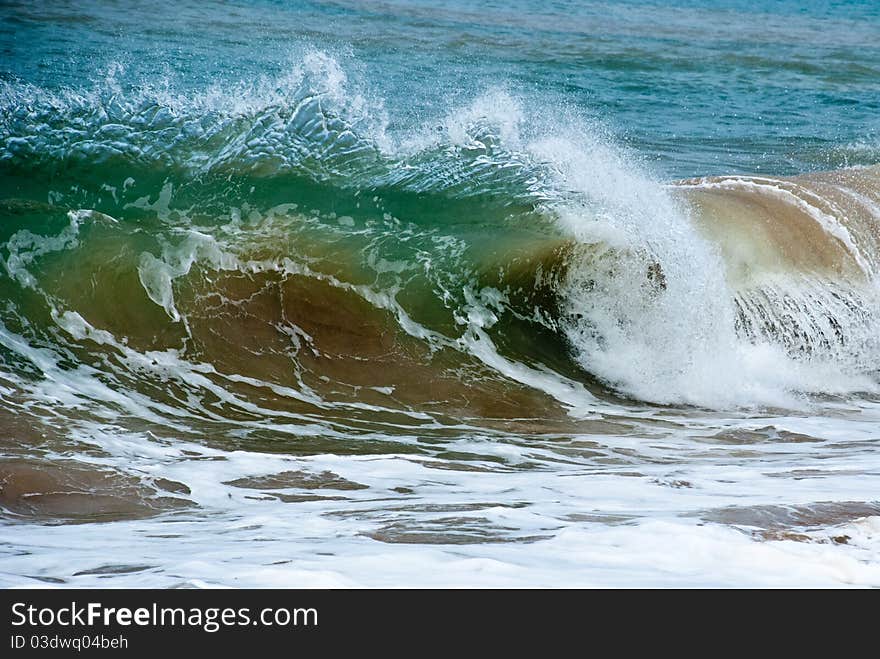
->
xmin=1 ymin=54 xmax=880 ymax=414
xmin=0 ymin=55 xmax=554 ymax=205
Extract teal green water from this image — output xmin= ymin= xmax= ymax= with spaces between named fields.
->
xmin=3 ymin=0 xmax=879 ymax=178
xmin=1 ymin=1 xmax=880 ymax=587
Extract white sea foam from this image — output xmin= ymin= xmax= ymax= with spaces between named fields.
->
xmin=3 ymin=405 xmax=880 ymax=587
xmin=523 ymin=137 xmax=880 ymax=407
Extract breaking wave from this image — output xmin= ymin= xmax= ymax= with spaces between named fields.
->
xmin=1 ymin=52 xmax=879 ymax=428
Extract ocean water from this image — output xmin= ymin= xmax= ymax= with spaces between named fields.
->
xmin=1 ymin=0 xmax=880 ymax=587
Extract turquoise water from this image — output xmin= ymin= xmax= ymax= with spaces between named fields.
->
xmin=4 ymin=0 xmax=879 ymax=177
xmin=1 ymin=1 xmax=880 ymax=587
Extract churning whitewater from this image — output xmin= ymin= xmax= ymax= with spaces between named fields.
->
xmin=3 ymin=0 xmax=880 ymax=587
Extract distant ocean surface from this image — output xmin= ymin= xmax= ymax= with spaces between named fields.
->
xmin=1 ymin=0 xmax=879 ymax=587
